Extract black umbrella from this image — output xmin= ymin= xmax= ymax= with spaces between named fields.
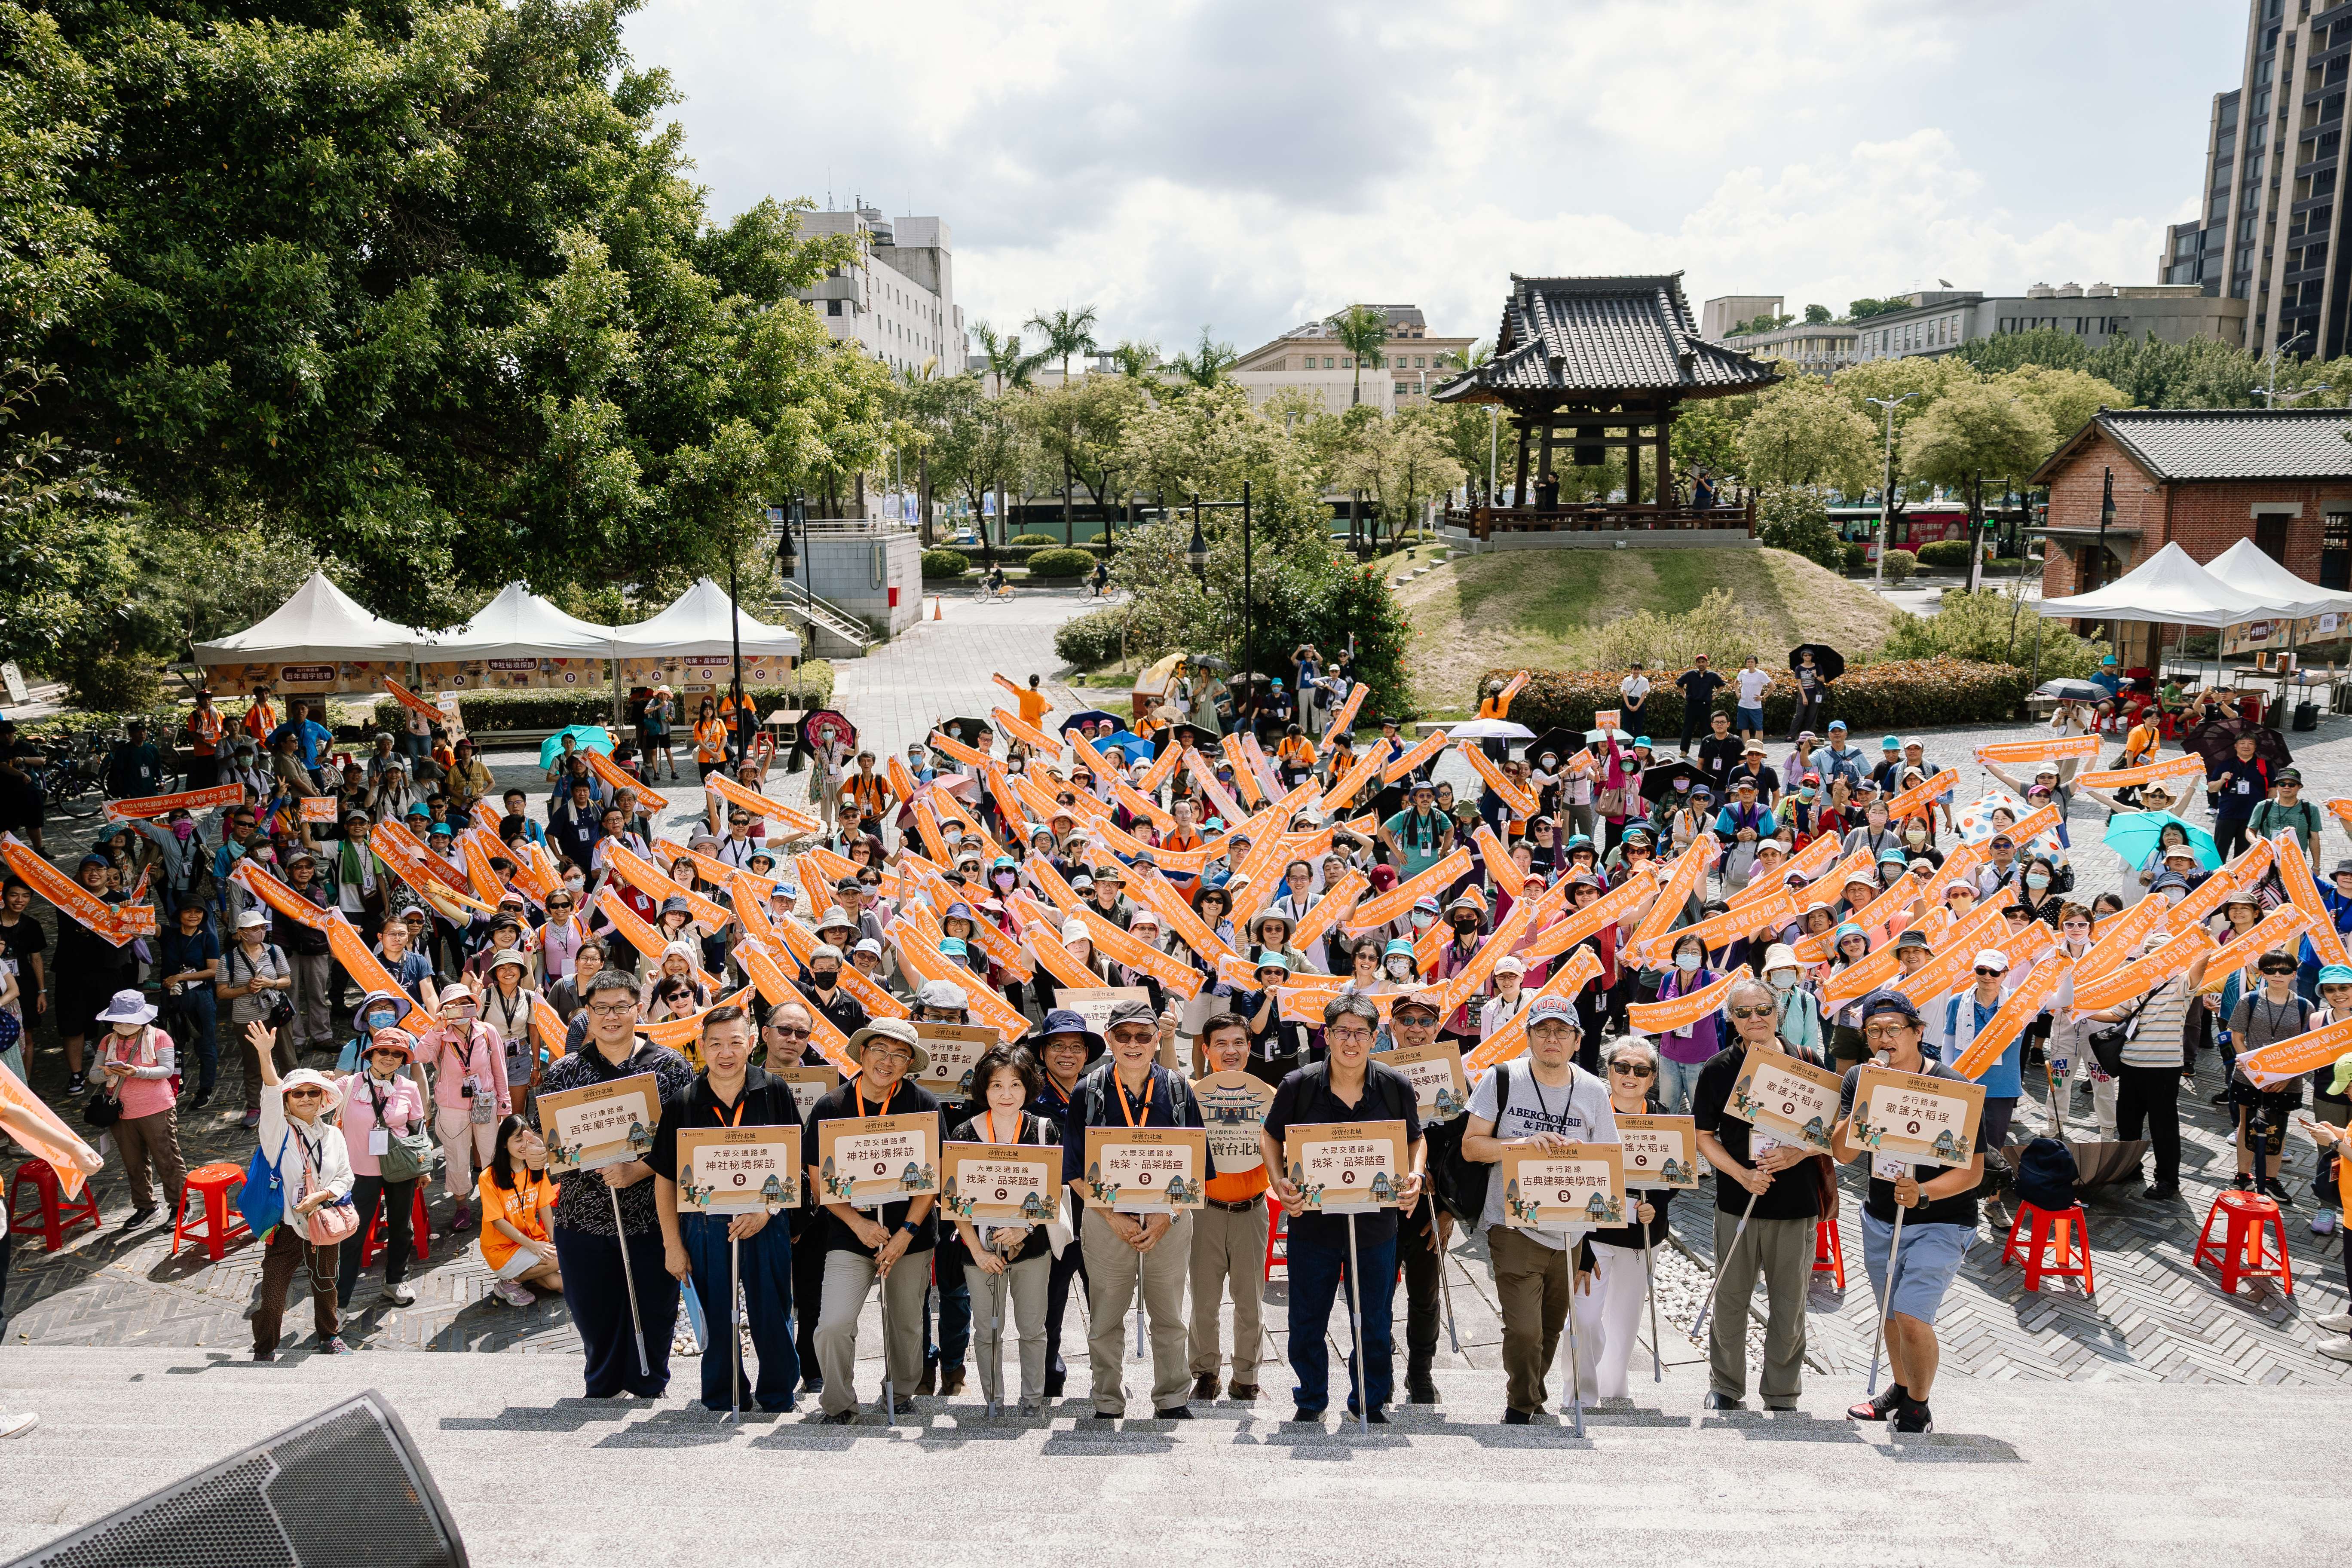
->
xmin=1169 ymin=723 xmax=1222 ymax=749
xmin=2182 ymin=715 xmax=2293 ymax=776
xmin=1789 ymin=643 xmax=1845 ymax=681
xmin=1187 ymin=654 xmax=1232 ymax=674
xmin=1528 ymin=728 xmax=1585 ymax=767
xmin=1640 ymin=759 xmax=1702 ymax=802
xmin=940 ymin=716 xmax=995 ymax=747
xmin=2033 ymin=678 xmax=2107 ymax=703
xmin=1059 ymin=709 xmax=1121 ymax=735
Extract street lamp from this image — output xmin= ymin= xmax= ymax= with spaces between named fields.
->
xmin=2255 ymin=331 xmax=2314 ymax=406
xmin=1186 ymin=509 xmax=1209 ymax=584
xmin=1864 ymin=392 xmax=1920 ymax=591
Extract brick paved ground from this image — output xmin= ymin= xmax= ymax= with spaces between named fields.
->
xmin=5 ymin=603 xmax=2349 ymax=1396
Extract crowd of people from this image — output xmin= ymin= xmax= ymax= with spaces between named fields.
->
xmin=0 ymin=655 xmax=2348 ymax=1439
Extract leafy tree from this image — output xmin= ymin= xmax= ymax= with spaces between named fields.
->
xmin=1847 ymin=297 xmax=1914 ymax=321
xmin=971 ymin=320 xmax=1035 ymax=397
xmin=1024 ymin=303 xmax=1101 ymax=544
xmin=1327 ymin=304 xmax=1389 ymax=406
xmin=1671 ymin=395 xmax=1751 ymax=488
xmin=1753 ymin=483 xmax=1842 ymax=570
xmin=1997 ymin=365 xmax=2125 ymax=447
xmin=1330 ymin=411 xmax=1466 ymax=548
xmin=1803 ymin=304 xmax=1833 ymax=324
xmin=1107 ymin=340 xmax=1160 ymax=380
xmin=1166 ymin=325 xmax=1238 ymax=392
xmin=1902 ymin=383 xmax=2054 ymax=586
xmin=1017 ymin=374 xmax=1145 ymax=543
xmin=1738 ymin=376 xmax=1876 ymax=492
xmin=1881 ymin=587 xmax=2106 ymax=676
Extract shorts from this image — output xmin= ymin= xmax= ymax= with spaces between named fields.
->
xmin=493 ymin=1247 xmax=546 ymax=1280
xmin=1861 ymin=1210 xmax=1968 ymax=1326
xmin=1736 ymin=705 xmax=1764 ymax=730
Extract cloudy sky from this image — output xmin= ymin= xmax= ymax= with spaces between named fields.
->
xmin=623 ymin=0 xmax=2246 ymax=355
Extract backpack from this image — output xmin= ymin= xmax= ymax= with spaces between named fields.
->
xmin=2014 ymin=1136 xmax=2079 ymax=1213
xmin=1430 ymin=1061 xmax=1511 ymax=1226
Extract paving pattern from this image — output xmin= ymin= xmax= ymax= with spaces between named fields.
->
xmin=5 ymin=603 xmax=2351 ymax=1400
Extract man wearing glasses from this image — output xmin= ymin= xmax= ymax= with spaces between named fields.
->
xmin=1692 ymin=974 xmax=1825 ymax=1411
xmin=531 ymin=968 xmax=695 ymax=1399
xmin=760 ymin=1001 xmax=831 ymax=1401
xmin=1931 ymin=949 xmax=2023 ymax=1167
xmin=1831 ymin=988 xmax=1988 ymax=1436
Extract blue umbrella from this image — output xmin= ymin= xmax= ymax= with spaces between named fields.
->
xmin=2102 ymin=810 xmax=2218 ymax=873
xmin=1101 ymin=729 xmax=1156 ymax=765
xmin=539 ymin=724 xmax=615 ymax=770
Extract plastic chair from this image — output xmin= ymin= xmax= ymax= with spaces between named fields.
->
xmin=360 ymin=1185 xmax=434 ymax=1269
xmin=1263 ymin=1196 xmax=1288 ymax=1282
xmin=1810 ymin=1217 xmax=1845 ymax=1289
xmin=170 ymin=1161 xmax=253 ymax=1262
xmin=2193 ymin=1189 xmax=2294 ymax=1296
xmin=8 ymin=1159 xmax=101 ymax=1253
xmin=2000 ymin=1200 xmax=2095 ymax=1293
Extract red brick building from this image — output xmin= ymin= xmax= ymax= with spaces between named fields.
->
xmin=2032 ymin=409 xmax=2352 ymax=664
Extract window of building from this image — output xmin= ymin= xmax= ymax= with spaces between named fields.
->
xmin=827 ymin=299 xmax=842 ymax=316
xmin=1324 ymin=356 xmax=1336 ymax=368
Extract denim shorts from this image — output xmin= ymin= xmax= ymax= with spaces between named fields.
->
xmin=1861 ymin=1210 xmax=1968 ymax=1324
xmin=1736 ymin=705 xmax=1764 ymax=729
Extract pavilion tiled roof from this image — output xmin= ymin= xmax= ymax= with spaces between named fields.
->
xmin=1432 ymin=274 xmax=1781 ymax=404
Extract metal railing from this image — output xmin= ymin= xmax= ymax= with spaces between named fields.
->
xmin=1442 ymin=497 xmax=1757 ymax=540
xmin=769 ymin=579 xmax=876 ymax=652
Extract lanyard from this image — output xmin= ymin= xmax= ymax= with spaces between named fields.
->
xmin=857 ymin=1078 xmax=895 ymax=1119
xmin=984 ymin=1109 xmax=1019 ymax=1145
xmin=1114 ymin=1070 xmax=1154 ymax=1128
xmin=710 ymin=1090 xmax=747 ymax=1128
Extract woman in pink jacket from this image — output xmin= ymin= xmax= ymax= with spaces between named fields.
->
xmin=335 ymin=1026 xmax=430 ymax=1312
xmin=94 ymin=989 xmax=184 ymax=1226
xmin=417 ymin=980 xmax=509 ymax=1230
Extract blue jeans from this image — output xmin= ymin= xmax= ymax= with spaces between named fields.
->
xmin=679 ymin=1211 xmax=798 ymax=1411
xmin=1285 ymin=1222 xmax=1399 ymax=1414
xmin=1656 ymin=1055 xmax=1707 ymax=1115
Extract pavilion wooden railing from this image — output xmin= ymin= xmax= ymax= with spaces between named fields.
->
xmin=1440 ymin=497 xmax=1757 ymax=541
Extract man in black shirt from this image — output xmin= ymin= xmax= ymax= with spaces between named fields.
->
xmin=652 ymin=1004 xmax=803 ymax=1412
xmin=1694 ymin=710 xmax=1744 ymax=793
xmin=1723 ymin=740 xmax=1780 ymax=808
xmin=804 ymin=1017 xmax=940 ymax=1423
xmin=1262 ymin=993 xmax=1425 ymax=1423
xmin=1831 ymin=989 xmax=1986 ymax=1436
xmin=1675 ymin=655 xmax=1726 ymax=756
xmin=1031 ymin=1008 xmax=1101 ymax=1398
xmin=799 ymin=943 xmax=868 ymax=1041
xmin=1690 ymin=974 xmax=1823 ymax=1411
xmin=548 ymin=778 xmax=603 ymax=870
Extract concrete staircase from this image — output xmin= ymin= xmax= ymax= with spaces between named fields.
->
xmin=768 ymin=581 xmax=876 ymax=660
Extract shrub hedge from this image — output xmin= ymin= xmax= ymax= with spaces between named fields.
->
xmin=921 ymin=548 xmax=970 ymax=579
xmin=1880 ymin=548 xmax=1918 ymax=585
xmin=1915 ymin=538 xmax=1975 ymax=570
xmin=1054 ymin=607 xmax=1128 ymax=669
xmin=368 ymin=664 xmax=836 ymax=734
xmin=1478 ymin=656 xmax=2031 ymax=736
xmin=1024 ymin=547 xmax=1096 ymax=579
xmin=1839 ymin=542 xmax=1868 ymax=574
xmin=1008 ymin=532 xmax=1062 ymax=547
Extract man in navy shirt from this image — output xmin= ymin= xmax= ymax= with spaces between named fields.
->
xmin=1675 ymin=655 xmax=1727 ymax=756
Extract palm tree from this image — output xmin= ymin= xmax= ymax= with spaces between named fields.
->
xmin=1108 ymin=339 xmax=1161 ymax=380
xmin=971 ymin=320 xmax=1035 ymax=398
xmin=1026 ymin=305 xmax=1101 ymax=545
xmin=1328 ymin=303 xmax=1391 ymax=406
xmin=1167 ymin=325 xmax=1237 ymax=391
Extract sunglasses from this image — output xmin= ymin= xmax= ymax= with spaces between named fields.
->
xmin=1973 ymin=967 xmax=2003 ymax=977
xmin=284 ymin=1087 xmax=326 ymax=1099
xmin=1726 ymin=1005 xmax=1774 ymax=1021
xmin=1609 ymin=1063 xmax=1655 ymax=1078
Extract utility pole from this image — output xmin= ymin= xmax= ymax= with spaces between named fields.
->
xmin=1864 ymin=392 xmax=1920 ymax=591
xmin=2256 ymin=331 xmax=2312 ymax=406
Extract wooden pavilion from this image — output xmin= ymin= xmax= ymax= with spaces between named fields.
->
xmin=1433 ymin=273 xmax=1781 ymax=539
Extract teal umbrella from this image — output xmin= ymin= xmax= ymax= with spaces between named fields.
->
xmin=539 ymin=725 xmax=615 ymax=769
xmin=2101 ymin=810 xmax=2217 ymax=872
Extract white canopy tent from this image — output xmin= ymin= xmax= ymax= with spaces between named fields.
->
xmin=2033 ymin=542 xmax=2283 ymax=628
xmin=607 ymin=576 xmax=801 ymax=659
xmin=193 ymin=571 xmax=424 ymax=662
xmin=414 ymin=582 xmax=618 ymax=660
xmin=2202 ymin=537 xmax=2352 ymax=619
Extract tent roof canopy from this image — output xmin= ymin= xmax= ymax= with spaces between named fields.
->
xmin=415 ymin=583 xmax=617 ymax=660
xmin=2035 ymin=541 xmax=2290 ymax=629
xmin=2201 ymin=538 xmax=2352 ymax=621
xmin=193 ymin=572 xmax=422 ymax=662
xmin=607 ymin=577 xmax=801 ymax=659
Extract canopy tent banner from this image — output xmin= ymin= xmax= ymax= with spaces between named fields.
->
xmin=204 ymin=659 xmax=404 ymax=696
xmin=414 ymin=582 xmax=616 ymax=688
xmin=194 ymin=572 xmax=424 ymax=666
xmin=2034 ymin=542 xmax=2287 ymax=630
xmin=2208 ymin=539 xmax=2352 ymax=655
xmin=608 ymin=577 xmax=802 ymax=662
xmin=420 ymin=656 xmax=607 ymax=691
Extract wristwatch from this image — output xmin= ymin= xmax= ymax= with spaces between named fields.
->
xmin=897 ymin=1220 xmax=918 ymax=1236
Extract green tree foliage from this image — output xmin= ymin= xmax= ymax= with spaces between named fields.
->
xmin=1738 ymin=376 xmax=1876 ymax=491
xmin=1902 ymin=383 xmax=2055 ymax=513
xmin=1880 ymin=588 xmax=2106 ymax=677
xmin=1165 ymin=325 xmax=1238 ymax=392
xmin=1327 ymin=304 xmax=1389 ymax=405
xmin=1803 ymin=304 xmax=1832 ymax=324
xmin=1997 ymin=365 xmax=2125 ymax=446
xmin=35 ymin=0 xmax=893 ymax=628
xmin=1329 ymin=410 xmax=1466 ymax=548
xmin=1752 ymin=483 xmax=1842 ymax=569
xmin=1957 ymin=328 xmax=2352 ymax=411
xmin=1847 ymin=297 xmax=1913 ymax=321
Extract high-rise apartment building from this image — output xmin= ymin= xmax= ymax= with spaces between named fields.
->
xmin=2162 ymin=0 xmax=2351 ymax=357
xmin=795 ymin=204 xmax=966 ymax=377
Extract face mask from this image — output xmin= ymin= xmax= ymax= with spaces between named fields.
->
xmin=1905 ymin=827 xmax=1926 ymax=842
xmin=1798 ymin=787 xmax=1816 ymax=801
xmin=1452 ymin=919 xmax=1477 ymax=935
xmin=1673 ymin=780 xmax=1690 ymax=793
xmin=811 ymin=966 xmax=840 ymax=988
xmin=111 ymin=1020 xmax=142 ymax=1037
xmin=1410 ymin=912 xmax=1435 ymax=932
xmin=2025 ymin=872 xmax=2050 ymax=889
xmin=172 ymin=821 xmax=196 ymax=840
xmin=1386 ymin=958 xmax=1412 ymax=979
xmin=565 ymin=877 xmax=585 ymax=892
xmin=366 ymin=1009 xmax=397 ymax=1032
xmin=1767 ymin=969 xmax=1797 ymax=991
xmin=1675 ymin=952 xmax=1701 ymax=973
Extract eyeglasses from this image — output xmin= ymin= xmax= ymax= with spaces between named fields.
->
xmin=1325 ymin=1026 xmax=1376 ymax=1045
xmin=585 ymin=1001 xmax=636 ymax=1017
xmin=1726 ymin=1005 xmax=1773 ymax=1021
xmin=864 ymin=1047 xmax=914 ymax=1066
xmin=1862 ymin=1022 xmax=1913 ymax=1039
xmin=1609 ymin=1063 xmax=1655 ymax=1078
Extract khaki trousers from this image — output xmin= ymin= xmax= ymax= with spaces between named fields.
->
xmin=815 ymin=1245 xmax=931 ymax=1417
xmin=1708 ymin=1212 xmax=1811 ymax=1404
xmin=1081 ymin=1208 xmax=1192 ymax=1416
xmin=1187 ymin=1198 xmax=1269 ymax=1386
xmin=964 ymin=1251 xmax=1052 ymax=1408
xmin=1488 ymin=1224 xmax=1571 ymax=1416
xmin=113 ymin=1107 xmax=187 ymax=1213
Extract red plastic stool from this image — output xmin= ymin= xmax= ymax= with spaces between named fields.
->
xmin=361 ymin=1186 xmax=433 ymax=1268
xmin=1811 ymin=1218 xmax=1845 ymax=1289
xmin=1263 ymin=1196 xmax=1288 ymax=1282
xmin=8 ymin=1159 xmax=101 ymax=1253
xmin=170 ymin=1161 xmax=253 ymax=1262
xmin=2001 ymin=1201 xmax=2095 ymax=1293
xmin=2193 ymin=1190 xmax=2294 ymax=1295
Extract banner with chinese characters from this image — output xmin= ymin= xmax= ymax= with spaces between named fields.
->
xmin=1281 ymin=1121 xmax=1410 ymax=1213
xmin=1500 ymin=1143 xmax=1625 ymax=1230
xmin=538 ymin=1072 xmax=662 ymax=1173
xmin=1080 ymin=1126 xmax=1208 ymax=1213
xmin=618 ymin=654 xmax=794 ymax=695
xmin=200 ymin=660 xmax=404 ymax=695
xmin=417 ymin=657 xmax=608 ymax=692
xmin=1847 ymin=1065 xmax=1985 ymax=1170
xmin=816 ymin=1113 xmax=940 ymax=1207
xmin=940 ymin=1141 xmax=1064 ymax=1226
xmin=675 ymin=1127 xmax=802 ymax=1213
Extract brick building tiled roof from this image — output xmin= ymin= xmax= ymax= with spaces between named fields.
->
xmin=2034 ymin=407 xmax=2352 ymax=484
xmin=1432 ymin=274 xmax=1781 ymax=404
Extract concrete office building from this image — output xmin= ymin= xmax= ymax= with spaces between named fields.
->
xmin=1844 ymin=284 xmax=2247 ymax=362
xmin=796 ymin=204 xmax=967 ymax=377
xmin=1229 ymin=305 xmax=1476 ymax=412
xmin=2159 ymin=0 xmax=2351 ymax=358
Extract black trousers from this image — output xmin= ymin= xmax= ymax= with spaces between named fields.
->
xmin=554 ymin=1224 xmax=680 ymax=1398
xmin=1043 ymin=1195 xmax=1090 ymax=1383
xmin=2117 ymin=1066 xmax=2182 ymax=1188
xmin=2215 ymin=812 xmax=2254 ymax=862
xmin=791 ymin=1214 xmax=826 ymax=1388
xmin=337 ymin=1173 xmax=420 ymax=1302
xmin=1399 ymin=1194 xmax=1442 ymax=1375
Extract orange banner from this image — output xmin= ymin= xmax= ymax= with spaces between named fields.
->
xmin=1973 ymin=734 xmax=2103 ymax=766
xmin=640 ymin=984 xmax=758 ymax=1049
xmin=1318 ymin=742 xmax=1388 ymax=815
xmin=1320 ymin=684 xmax=1368 ymax=755
xmin=1218 ymin=735 xmax=1265 ymax=808
xmin=319 ymin=914 xmax=431 ymax=1033
xmin=1883 ymin=768 xmax=1946 ymax=822
xmin=1128 ymin=866 xmax=1236 ymax=966
xmin=1382 ymin=730 xmax=1449 ymax=784
xmin=1949 ymin=956 xmax=2068 ymax=1079
xmin=1625 ymin=841 xmax=1716 ymax=962
xmin=1644 ymin=889 xmax=1798 ymax=963
xmin=2 ymin=835 xmax=149 ymax=945
xmin=383 ymin=677 xmax=445 ymax=723
xmin=704 ymin=774 xmax=822 ymax=838
xmin=1463 ymin=948 xmax=1604 ymax=1072
xmin=2195 ymin=907 xmax=2313 ymax=994
xmin=890 ymin=922 xmax=1029 ymax=1041
xmin=232 ymin=861 xmax=333 ymax=930
xmin=1344 ymin=846 xmax=1475 ymax=934
xmin=585 ymin=747 xmax=668 ymax=812
xmin=1822 ymin=942 xmax=1906 ymax=1006
xmin=605 ymin=842 xmax=731 ymax=931
xmin=2275 ymin=827 xmax=2350 ymax=970
xmin=2070 ymin=927 xmax=2217 ymax=1012
xmin=2074 ymin=893 xmax=2173 ymax=985
xmin=103 ymin=783 xmax=245 ymax=823
xmin=2075 ymin=752 xmax=2210 ymax=790
xmin=1520 ymin=873 xmax=1647 ymax=964
xmin=1076 ymin=907 xmax=1202 ymax=999
xmin=1239 ymin=733 xmax=1284 ymax=804
xmin=1628 ymin=970 xmax=1739 ymax=1035
xmin=991 ymin=706 xmax=1062 ymax=756
xmin=1472 ymin=826 xmax=1520 ymax=897
xmin=594 ymin=885 xmax=668 ymax=959
xmin=1289 ymin=870 xmax=1367 ymax=957
xmin=0 ymin=1061 xmax=102 ymax=1199
xmin=1462 ymin=745 xmax=1539 ymax=819
xmin=2238 ymin=1013 xmax=2352 ymax=1089
xmin=1431 ymin=894 xmax=1545 ymax=1017
xmin=370 ymin=815 xmax=475 ymax=896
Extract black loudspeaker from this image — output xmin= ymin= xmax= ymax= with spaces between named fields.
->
xmin=8 ymin=1390 xmax=467 ymax=1568
xmin=2294 ymin=700 xmax=2319 ymax=732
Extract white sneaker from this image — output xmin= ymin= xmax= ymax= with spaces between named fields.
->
xmin=2315 ymin=1311 xmax=2352 ymax=1334
xmin=0 ymin=1412 xmax=36 ymax=1439
xmin=2316 ymin=1335 xmax=2352 ymax=1363
xmin=381 ymin=1281 xmax=418 ymax=1307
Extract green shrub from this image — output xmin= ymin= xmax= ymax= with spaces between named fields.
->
xmin=1880 ymin=588 xmax=2106 ymax=677
xmin=1024 ymin=548 xmax=1095 ymax=579
xmin=920 ymin=548 xmax=970 ymax=579
xmin=63 ymin=652 xmax=164 ymax=712
xmin=1590 ymin=588 xmax=1769 ymax=672
xmin=1486 ymin=655 xmax=2031 ymax=734
xmin=1754 ymin=484 xmax=1842 ymax=570
xmin=1009 ymin=532 xmax=1062 ymax=548
xmin=1840 ymin=542 xmax=1868 ymax=574
xmin=1054 ymin=608 xmax=1128 ymax=669
xmin=1915 ymin=538 xmax=1974 ymax=570
xmin=1880 ymin=548 xmax=1918 ymax=585
xmin=368 ymin=665 xmax=836 ymax=734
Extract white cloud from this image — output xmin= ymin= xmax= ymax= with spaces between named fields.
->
xmin=624 ymin=0 xmax=2238 ymax=348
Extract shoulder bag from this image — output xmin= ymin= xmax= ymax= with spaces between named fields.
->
xmin=293 ymin=1126 xmax=358 ymax=1246
xmin=2086 ymin=991 xmax=2152 ymax=1078
xmin=366 ymin=1074 xmax=435 ymax=1184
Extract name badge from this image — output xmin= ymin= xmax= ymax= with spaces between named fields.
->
xmin=369 ymin=1129 xmax=390 ymax=1156
xmin=1872 ymin=1154 xmax=1907 ymax=1183
xmin=1751 ymin=1133 xmax=1780 ymax=1159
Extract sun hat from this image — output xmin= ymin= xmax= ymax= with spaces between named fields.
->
xmin=1038 ymin=1008 xmax=1106 ymax=1061
xmin=277 ymin=1067 xmax=345 ymax=1112
xmin=846 ymin=1017 xmax=927 ymax=1073
xmin=95 ymin=989 xmax=157 ymax=1028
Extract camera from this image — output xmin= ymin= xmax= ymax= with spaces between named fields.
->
xmin=459 ymin=1082 xmax=478 ymax=1099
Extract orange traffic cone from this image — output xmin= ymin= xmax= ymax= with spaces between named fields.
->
xmin=933 ymin=595 xmax=943 ymax=621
